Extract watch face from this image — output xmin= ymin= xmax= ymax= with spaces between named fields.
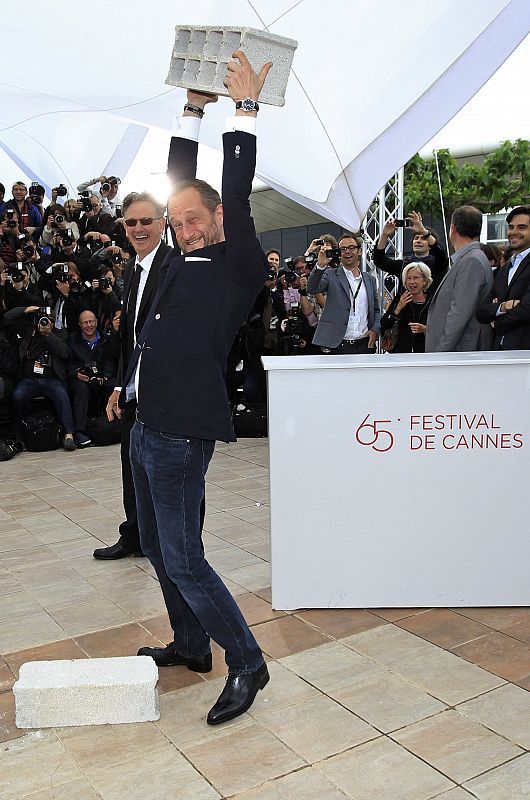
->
xmin=242 ymin=98 xmax=256 ymax=112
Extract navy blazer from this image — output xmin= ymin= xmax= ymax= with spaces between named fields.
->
xmin=120 ymin=131 xmax=268 ymax=442
xmin=476 ymin=252 xmax=530 ymax=349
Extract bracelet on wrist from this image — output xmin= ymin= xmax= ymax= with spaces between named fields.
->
xmin=183 ymin=103 xmax=204 ymax=118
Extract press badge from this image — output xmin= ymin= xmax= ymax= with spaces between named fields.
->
xmin=349 ymin=313 xmax=362 ymax=334
xmin=33 ymin=360 xmax=44 ymax=374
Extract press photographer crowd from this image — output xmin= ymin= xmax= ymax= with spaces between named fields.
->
xmin=0 ymin=168 xmax=529 ymax=455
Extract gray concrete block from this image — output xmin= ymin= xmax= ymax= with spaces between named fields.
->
xmin=166 ymin=26 xmax=297 ymax=106
xmin=13 ymin=657 xmax=159 ymax=729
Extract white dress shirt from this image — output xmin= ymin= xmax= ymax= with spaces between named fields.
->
xmin=342 ymin=267 xmax=369 ymax=339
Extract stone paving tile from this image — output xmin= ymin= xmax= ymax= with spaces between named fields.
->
xmin=452 ymin=631 xmax=530 ymax=682
xmin=279 ymin=640 xmax=388 ymax=693
xmin=318 ymin=736 xmax=454 ymax=800
xmin=457 ymin=683 xmax=530 ymax=749
xmin=230 ymin=767 xmax=351 ymax=800
xmin=0 ymin=689 xmax=23 ymax=744
xmin=252 ymin=615 xmax=330 ymax=659
xmin=0 ymin=732 xmax=83 ymax=800
xmin=464 ymin=753 xmax=530 ymax=800
xmin=392 ymin=709 xmax=524 ymax=783
xmin=4 ymin=637 xmax=88 ymax=677
xmin=295 ymin=608 xmax=387 ymax=640
xmin=73 ymin=622 xmax=163 ymax=658
xmin=396 ymin=608 xmax=491 ymax=649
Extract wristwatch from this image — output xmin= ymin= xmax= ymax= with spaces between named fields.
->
xmin=183 ymin=103 xmax=204 ymax=118
xmin=235 ymin=98 xmax=260 ymax=113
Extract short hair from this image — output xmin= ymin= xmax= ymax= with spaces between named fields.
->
xmin=12 ymin=181 xmax=27 ymax=190
xmin=480 ymin=243 xmax=500 ymax=266
xmin=122 ymin=191 xmax=165 ymax=218
xmin=338 ymin=231 xmax=362 ymax=247
xmin=169 ymin=179 xmax=221 ymax=214
xmin=402 ymin=261 xmax=433 ymax=289
xmin=451 ymin=205 xmax=482 ymax=239
xmin=320 ymin=233 xmax=338 ymax=247
xmin=265 ymin=249 xmax=280 ymax=260
xmin=506 ymin=205 xmax=530 ymax=224
xmin=292 ymin=255 xmax=306 ymax=268
xmin=0 ymin=183 xmax=5 ymax=195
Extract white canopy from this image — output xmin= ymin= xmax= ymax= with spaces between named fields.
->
xmin=1 ymin=0 xmax=529 ymax=228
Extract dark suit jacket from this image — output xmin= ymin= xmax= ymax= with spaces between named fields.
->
xmin=115 ymin=134 xmax=199 ymax=385
xmin=475 ymin=252 xmax=530 ymax=349
xmin=120 ymin=131 xmax=268 ymax=442
xmin=307 ymin=266 xmax=381 ymax=348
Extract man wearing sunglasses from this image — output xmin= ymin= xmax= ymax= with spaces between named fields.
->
xmin=307 ymin=233 xmax=381 ymax=354
xmin=120 ymin=51 xmax=272 ymax=725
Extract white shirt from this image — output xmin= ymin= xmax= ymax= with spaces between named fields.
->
xmin=342 ymin=267 xmax=369 ymax=339
xmin=508 ymin=246 xmax=530 ymax=284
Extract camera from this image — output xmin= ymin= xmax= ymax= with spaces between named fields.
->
xmin=53 ymin=263 xmax=69 ymax=283
xmin=54 ymin=213 xmax=65 ymax=225
xmin=395 ymin=219 xmax=413 ymax=228
xmin=101 ymin=182 xmax=111 ymax=192
xmin=29 ymin=182 xmax=43 ymax=202
xmin=304 ymin=252 xmax=317 ymax=266
xmin=32 ymin=306 xmax=52 ymax=327
xmin=267 ymin=270 xmax=276 ymax=282
xmin=284 ymin=303 xmax=304 ymax=354
xmin=326 ymin=247 xmax=342 ymax=266
xmin=54 ymin=184 xmax=68 ymax=197
xmin=115 ymin=204 xmax=123 ymax=219
xmin=60 ymin=229 xmax=74 ymax=246
xmin=314 ymin=238 xmax=324 ymax=246
xmin=78 ymin=362 xmax=100 ymax=384
xmin=78 ymin=190 xmax=92 ymax=213
xmin=98 ymin=276 xmax=111 ymax=291
xmin=8 ymin=262 xmax=26 ymax=282
xmin=281 ymin=259 xmax=299 ymax=286
xmin=6 ymin=209 xmax=17 ymax=229
xmin=22 ymin=244 xmax=35 ymax=259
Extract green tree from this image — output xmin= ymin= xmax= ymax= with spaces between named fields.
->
xmin=404 ymin=139 xmax=530 ymax=226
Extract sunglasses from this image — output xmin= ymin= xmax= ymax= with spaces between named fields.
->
xmin=124 ymin=216 xmax=163 ymax=228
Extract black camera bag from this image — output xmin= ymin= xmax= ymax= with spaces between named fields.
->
xmin=232 ymin=401 xmax=268 ymax=438
xmin=22 ymin=413 xmax=62 ymax=452
xmin=86 ymin=415 xmax=122 ymax=446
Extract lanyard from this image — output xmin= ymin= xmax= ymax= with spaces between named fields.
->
xmin=348 ymin=275 xmax=363 ymax=313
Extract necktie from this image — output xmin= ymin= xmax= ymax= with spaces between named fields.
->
xmin=127 ymin=263 xmax=142 ymax=343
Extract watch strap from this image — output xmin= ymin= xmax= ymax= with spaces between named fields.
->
xmin=183 ymin=103 xmax=204 ymax=118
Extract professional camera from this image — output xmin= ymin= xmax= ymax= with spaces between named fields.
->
xmin=22 ymin=243 xmax=35 ymax=259
xmin=101 ymin=176 xmax=120 ymax=192
xmin=304 ymin=252 xmax=317 ymax=266
xmin=267 ymin=269 xmax=276 ymax=282
xmin=78 ymin=190 xmax=92 ymax=213
xmin=29 ymin=182 xmax=43 ymax=203
xmin=59 ymin=228 xmax=74 ymax=246
xmin=283 ymin=302 xmax=304 ymax=354
xmin=326 ymin=247 xmax=342 ymax=267
xmin=98 ymin=276 xmax=111 ymax=291
xmin=32 ymin=306 xmax=52 ymax=327
xmin=5 ymin=209 xmax=17 ymax=229
xmin=52 ymin=263 xmax=69 ymax=283
xmin=54 ymin=184 xmax=68 ymax=197
xmin=78 ymin=361 xmax=100 ymax=384
xmin=115 ymin=204 xmax=123 ymax=219
xmin=7 ymin=262 xmax=26 ymax=282
xmin=281 ymin=259 xmax=299 ymax=286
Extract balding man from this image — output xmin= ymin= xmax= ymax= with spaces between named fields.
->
xmin=68 ymin=310 xmax=115 ymax=447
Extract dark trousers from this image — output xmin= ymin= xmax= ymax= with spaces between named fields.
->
xmin=324 ymin=337 xmax=376 ymax=355
xmin=130 ymin=422 xmax=263 ymax=674
xmin=69 ymin=379 xmax=113 ymax=433
xmin=12 ymin=376 xmax=74 ymax=433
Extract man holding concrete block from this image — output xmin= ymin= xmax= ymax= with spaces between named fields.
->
xmin=123 ymin=51 xmax=272 ymax=725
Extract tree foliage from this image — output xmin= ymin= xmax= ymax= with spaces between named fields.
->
xmin=404 ymin=139 xmax=530 ymax=217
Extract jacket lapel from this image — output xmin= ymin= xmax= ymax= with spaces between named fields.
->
xmin=508 ymin=252 xmax=530 ymax=293
xmin=336 ymin=267 xmax=352 ymax=302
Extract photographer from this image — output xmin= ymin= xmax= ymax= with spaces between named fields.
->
xmin=0 ymin=183 xmax=6 ymax=217
xmin=50 ymin=232 xmax=92 ymax=280
xmin=68 ymin=310 xmax=116 ymax=447
xmin=28 ymin=183 xmax=46 ymax=219
xmin=77 ymin=175 xmax=122 ymax=217
xmin=37 ymin=262 xmax=90 ymax=333
xmin=80 ymin=196 xmax=114 ymax=241
xmin=0 ymin=322 xmax=18 ymax=402
xmin=265 ymin=249 xmax=280 ymax=272
xmin=87 ymin=241 xmax=128 ymax=290
xmin=278 ymin=300 xmax=316 ymax=355
xmin=1 ymin=211 xmax=22 ymax=264
xmin=86 ymin=266 xmax=121 ymax=332
xmin=6 ymin=182 xmax=43 ymax=241
xmin=4 ymin=305 xmax=76 ymax=450
xmin=374 ymin=211 xmax=448 ymax=293
xmin=1 ymin=262 xmax=43 ymax=311
xmin=14 ymin=236 xmax=52 ymax=284
xmin=41 ymin=203 xmax=80 ymax=246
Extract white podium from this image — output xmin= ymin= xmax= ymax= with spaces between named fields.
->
xmin=262 ymin=352 xmax=530 ymax=610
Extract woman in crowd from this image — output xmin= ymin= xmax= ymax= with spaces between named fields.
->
xmin=381 ymin=262 xmax=433 ymax=353
xmin=40 ymin=203 xmax=80 ymax=246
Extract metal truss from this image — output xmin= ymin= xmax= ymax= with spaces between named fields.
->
xmin=360 ymin=167 xmax=404 ymax=311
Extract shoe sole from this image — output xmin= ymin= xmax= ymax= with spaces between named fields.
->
xmin=207 ymin=669 xmax=270 ymax=725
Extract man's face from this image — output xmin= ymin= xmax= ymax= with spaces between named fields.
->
xmin=103 ymin=269 xmax=114 ymax=285
xmin=124 ymin=200 xmax=165 ymax=260
xmin=89 ymin=197 xmax=101 ymax=216
xmin=168 ymin=187 xmax=223 ymax=253
xmin=412 ymin=233 xmax=430 ymax=256
xmin=339 ymin=238 xmax=361 ymax=269
xmin=79 ymin=312 xmax=97 ymax=338
xmin=267 ymin=252 xmax=280 ymax=270
xmin=507 ymin=214 xmax=530 ymax=255
xmin=109 ymin=182 xmax=119 ymax=200
xmin=68 ymin=266 xmax=80 ymax=282
xmin=12 ymin=184 xmax=27 ymax=202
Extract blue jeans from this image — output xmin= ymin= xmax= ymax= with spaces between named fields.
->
xmin=130 ymin=422 xmax=263 ymax=675
xmin=13 ymin=377 xmax=74 ymax=433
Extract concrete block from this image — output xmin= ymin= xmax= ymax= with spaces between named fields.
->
xmin=166 ymin=25 xmax=298 ymax=106
xmin=13 ymin=657 xmax=159 ymax=729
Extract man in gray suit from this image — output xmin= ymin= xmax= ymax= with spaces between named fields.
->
xmin=307 ymin=233 xmax=380 ymax=354
xmin=425 ymin=206 xmax=493 ymax=352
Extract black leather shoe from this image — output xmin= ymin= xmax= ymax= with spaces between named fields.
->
xmin=93 ymin=540 xmax=144 ymax=560
xmin=137 ymin=644 xmax=212 ymax=672
xmin=207 ymin=663 xmax=269 ymax=725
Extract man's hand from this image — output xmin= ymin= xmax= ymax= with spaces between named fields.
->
xmin=25 ymin=305 xmax=40 ymax=314
xmin=106 ymin=389 xmax=122 ymax=421
xmin=185 ymin=89 xmax=218 ymax=112
xmin=0 ymin=268 xmax=9 ymax=285
xmin=409 ymin=210 xmax=429 ymax=235
xmin=38 ymin=320 xmax=53 ymax=336
xmin=409 ymin=322 xmax=426 ymax=334
xmin=501 ymin=299 xmax=520 ymax=312
xmin=317 ymin=246 xmax=332 ymax=268
xmin=224 ymin=50 xmax=272 ymax=105
xmin=77 ymin=370 xmax=90 ymax=383
xmin=56 ymin=280 xmax=70 ymax=297
xmin=367 ymin=330 xmax=378 ymax=348
xmin=382 ymin=219 xmax=397 ymax=237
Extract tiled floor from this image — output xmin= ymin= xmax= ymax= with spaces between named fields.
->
xmin=0 ymin=440 xmax=529 ymax=799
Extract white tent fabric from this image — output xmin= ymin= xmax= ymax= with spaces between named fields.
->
xmin=1 ymin=0 xmax=529 ymax=228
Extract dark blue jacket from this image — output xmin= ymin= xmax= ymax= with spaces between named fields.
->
xmin=121 ymin=131 xmax=268 ymax=442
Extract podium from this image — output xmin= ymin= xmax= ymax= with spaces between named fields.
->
xmin=262 ymin=352 xmax=530 ymax=610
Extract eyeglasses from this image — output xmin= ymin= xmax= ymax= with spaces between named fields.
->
xmin=90 ymin=204 xmax=100 ymax=209
xmin=339 ymin=244 xmax=360 ymax=253
xmin=124 ymin=216 xmax=163 ymax=228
